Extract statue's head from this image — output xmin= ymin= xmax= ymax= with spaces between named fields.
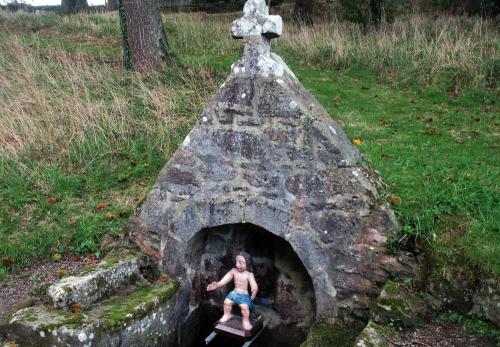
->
xmin=235 ymin=251 xmax=252 ymax=272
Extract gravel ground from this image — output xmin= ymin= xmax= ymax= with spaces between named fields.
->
xmin=0 ymin=255 xmax=89 ymax=322
xmin=390 ymin=322 xmax=498 ymax=346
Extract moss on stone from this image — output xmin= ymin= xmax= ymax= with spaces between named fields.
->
xmin=354 ymin=321 xmax=396 ymax=347
xmin=99 ymin=280 xmax=179 ymax=329
xmin=98 ymin=250 xmax=139 ymax=270
xmin=9 ymin=306 xmax=86 ymax=331
xmin=2 ymin=296 xmax=35 ymax=324
xmin=71 ymin=250 xmax=139 ymax=276
xmin=377 ymin=281 xmax=411 ymax=316
xmin=299 ymin=321 xmax=353 ymax=347
xmin=96 ymin=275 xmax=109 ymax=292
xmin=42 ymin=311 xmax=86 ymax=331
xmin=382 ymin=280 xmax=401 ymax=296
xmin=373 ymin=281 xmax=426 ymax=328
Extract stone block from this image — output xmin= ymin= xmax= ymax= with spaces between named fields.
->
xmin=354 ymin=321 xmax=392 ymax=347
xmin=1 ymin=281 xmax=179 ymax=347
xmin=371 ymin=281 xmax=428 ymax=328
xmin=471 ymin=278 xmax=500 ymax=326
xmin=47 ymin=252 xmax=142 ymax=309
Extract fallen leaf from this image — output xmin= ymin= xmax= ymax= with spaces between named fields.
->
xmin=71 ymin=303 xmax=83 ymax=313
xmin=353 ymin=138 xmax=362 ymax=146
xmin=105 ymin=213 xmax=114 ymax=221
xmin=95 ymin=202 xmax=108 ymax=212
xmin=57 ymin=269 xmax=68 ymax=278
xmin=4 ymin=341 xmax=17 ymax=347
xmin=390 ymin=195 xmax=402 ymax=206
xmin=378 ymin=119 xmax=392 ymax=126
xmin=2 ymin=258 xmax=14 ymax=268
xmin=159 ymin=274 xmax=169 ymax=282
xmin=47 ymin=196 xmax=58 ymax=205
xmin=118 ymin=211 xmax=127 ymax=218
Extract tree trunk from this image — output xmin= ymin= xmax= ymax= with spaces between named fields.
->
xmin=370 ymin=0 xmax=382 ymax=29
xmin=61 ymin=0 xmax=88 ymax=13
xmin=118 ymin=0 xmax=172 ymax=72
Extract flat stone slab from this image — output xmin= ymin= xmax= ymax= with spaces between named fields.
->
xmin=48 ymin=251 xmax=142 ymax=309
xmin=354 ymin=320 xmax=393 ymax=347
xmin=1 ymin=281 xmax=179 ymax=347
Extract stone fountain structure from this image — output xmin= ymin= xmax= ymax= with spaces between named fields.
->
xmin=0 ymin=1 xmax=414 ymax=346
xmin=129 ymin=0 xmax=412 ymax=345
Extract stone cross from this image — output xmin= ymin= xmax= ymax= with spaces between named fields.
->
xmin=231 ymin=0 xmax=283 ymax=62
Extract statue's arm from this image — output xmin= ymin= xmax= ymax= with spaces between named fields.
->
xmin=249 ymin=273 xmax=258 ymax=299
xmin=207 ymin=270 xmax=234 ymax=291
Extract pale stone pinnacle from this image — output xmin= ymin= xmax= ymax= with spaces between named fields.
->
xmin=230 ymin=0 xmax=286 ymax=78
xmin=231 ymin=0 xmax=283 ymax=42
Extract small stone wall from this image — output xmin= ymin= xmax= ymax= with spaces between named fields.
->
xmin=0 ymin=252 xmax=182 ymax=347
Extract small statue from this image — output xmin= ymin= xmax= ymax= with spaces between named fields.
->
xmin=206 ymin=251 xmax=258 ymax=330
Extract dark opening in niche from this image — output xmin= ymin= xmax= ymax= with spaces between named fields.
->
xmin=183 ymin=223 xmax=316 ymax=347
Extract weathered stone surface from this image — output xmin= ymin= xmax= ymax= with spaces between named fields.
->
xmin=371 ymin=280 xmax=428 ymax=328
xmin=0 ymin=281 xmax=179 ymax=347
xmin=471 ymin=278 xmax=500 ymax=326
xmin=231 ymin=0 xmax=282 ymax=39
xmin=127 ymin=0 xmax=413 ymax=344
xmin=299 ymin=321 xmax=353 ymax=347
xmin=48 ymin=251 xmax=142 ymax=309
xmin=354 ymin=321 xmax=392 ymax=347
xmin=425 ymin=265 xmax=476 ymax=313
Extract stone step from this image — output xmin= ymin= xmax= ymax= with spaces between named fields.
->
xmin=1 ymin=280 xmax=179 ymax=347
xmin=47 ymin=251 xmax=142 ymax=310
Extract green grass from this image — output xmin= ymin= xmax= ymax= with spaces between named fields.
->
xmin=0 ymin=10 xmax=498 ymax=281
xmin=292 ymin=65 xmax=499 ymax=275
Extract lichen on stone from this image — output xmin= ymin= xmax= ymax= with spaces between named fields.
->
xmin=299 ymin=321 xmax=353 ymax=347
xmin=354 ymin=321 xmax=395 ymax=347
xmin=8 ymin=306 xmax=86 ymax=331
xmin=372 ymin=280 xmax=427 ymax=328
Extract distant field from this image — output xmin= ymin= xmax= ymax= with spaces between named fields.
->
xmin=0 ymin=10 xmax=498 ymax=278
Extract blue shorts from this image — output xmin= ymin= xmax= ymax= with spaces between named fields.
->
xmin=226 ymin=291 xmax=254 ymax=311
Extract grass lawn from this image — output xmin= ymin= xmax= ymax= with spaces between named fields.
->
xmin=0 ymin=10 xmax=498 ymax=279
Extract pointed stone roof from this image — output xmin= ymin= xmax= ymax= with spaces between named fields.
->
xmin=130 ymin=0 xmax=411 ymax=329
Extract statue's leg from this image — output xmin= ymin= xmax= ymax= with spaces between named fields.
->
xmin=240 ymin=304 xmax=252 ymax=330
xmin=220 ymin=299 xmax=233 ymax=322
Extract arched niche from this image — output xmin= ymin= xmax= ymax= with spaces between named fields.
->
xmin=183 ymin=223 xmax=316 ymax=347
